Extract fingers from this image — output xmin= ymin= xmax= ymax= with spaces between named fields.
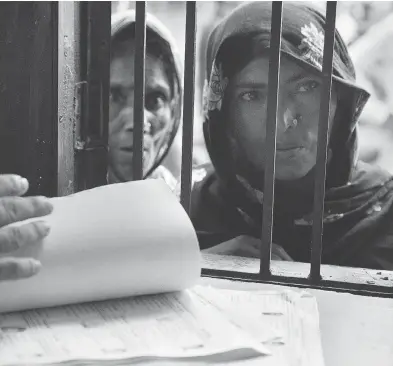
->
xmin=272 ymin=243 xmax=293 ymax=261
xmin=203 ymin=236 xmax=261 ymax=258
xmin=0 ymin=196 xmax=53 ymax=228
xmin=0 ymin=220 xmax=50 ymax=254
xmin=0 ymin=175 xmax=48 ymax=282
xmin=271 ymin=253 xmax=282 ymax=261
xmin=0 ymin=257 xmax=41 ymax=281
xmin=0 ymin=174 xmax=29 ymax=197
xmin=202 ymin=241 xmax=232 ymax=255
xmin=203 ymin=236 xmax=293 ymax=261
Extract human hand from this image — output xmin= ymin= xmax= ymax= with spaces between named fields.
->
xmin=203 ymin=235 xmax=293 ymax=261
xmin=0 ymin=175 xmax=53 ymax=281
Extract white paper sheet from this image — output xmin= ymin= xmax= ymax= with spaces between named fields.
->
xmin=0 ymin=180 xmax=201 ymax=313
xmin=0 ymin=290 xmax=270 ymax=366
xmin=192 ymin=286 xmax=325 ymax=366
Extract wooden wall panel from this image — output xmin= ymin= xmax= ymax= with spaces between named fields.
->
xmin=0 ymin=2 xmax=58 ymax=196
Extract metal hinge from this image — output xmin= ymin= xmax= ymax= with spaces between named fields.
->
xmin=73 ymin=81 xmax=87 ymax=151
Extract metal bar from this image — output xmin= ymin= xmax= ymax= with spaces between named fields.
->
xmin=58 ymin=1 xmax=80 ymax=196
xmin=50 ymin=2 xmax=59 ymax=197
xmin=202 ymin=269 xmax=393 ymax=298
xmin=75 ymin=1 xmax=111 ymax=191
xmin=309 ymin=2 xmax=337 ymax=281
xmin=180 ymin=1 xmax=197 ymax=213
xmin=132 ymin=1 xmax=146 ymax=181
xmin=260 ymin=2 xmax=283 ymax=277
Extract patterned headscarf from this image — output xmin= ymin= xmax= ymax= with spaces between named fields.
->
xmin=200 ymin=1 xmax=391 ymax=225
xmin=190 ymin=2 xmax=393 ymax=270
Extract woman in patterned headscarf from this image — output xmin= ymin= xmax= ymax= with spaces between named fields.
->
xmin=191 ymin=2 xmax=393 ymax=269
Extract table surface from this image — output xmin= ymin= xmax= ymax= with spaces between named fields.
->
xmin=200 ymin=254 xmax=393 ymax=366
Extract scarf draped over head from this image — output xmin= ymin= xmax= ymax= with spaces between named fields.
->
xmin=192 ymin=1 xmax=393 ymax=269
xmin=111 ymin=10 xmax=183 ymax=183
xmin=202 ymin=1 xmax=390 ymax=212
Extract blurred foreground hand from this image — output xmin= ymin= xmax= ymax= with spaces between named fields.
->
xmin=0 ymin=175 xmax=53 ymax=281
xmin=203 ymin=235 xmax=293 ymax=261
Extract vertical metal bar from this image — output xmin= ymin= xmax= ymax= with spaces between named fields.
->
xmin=75 ymin=1 xmax=111 ymax=191
xmin=50 ymin=2 xmax=59 ymax=197
xmin=132 ymin=1 xmax=146 ymax=181
xmin=58 ymin=1 xmax=80 ymax=196
xmin=260 ymin=2 xmax=283 ymax=277
xmin=309 ymin=2 xmax=337 ymax=281
xmin=180 ymin=1 xmax=197 ymax=213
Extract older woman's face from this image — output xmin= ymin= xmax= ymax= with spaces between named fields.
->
xmin=227 ymin=56 xmax=338 ymax=180
xmin=109 ymin=40 xmax=173 ymax=183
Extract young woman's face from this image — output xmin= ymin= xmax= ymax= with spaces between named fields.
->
xmin=109 ymin=39 xmax=173 ymax=183
xmin=226 ymin=56 xmax=338 ymax=180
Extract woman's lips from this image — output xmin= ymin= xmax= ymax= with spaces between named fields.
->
xmin=276 ymin=146 xmax=305 ymax=157
xmin=119 ymin=146 xmax=152 ymax=160
xmin=119 ymin=135 xmax=153 ymax=153
xmin=276 ymin=146 xmax=304 ymax=151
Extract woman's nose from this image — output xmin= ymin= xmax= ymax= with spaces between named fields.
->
xmin=118 ymin=107 xmax=133 ymax=130
xmin=120 ymin=107 xmax=152 ymax=134
xmin=276 ymin=99 xmax=298 ymax=135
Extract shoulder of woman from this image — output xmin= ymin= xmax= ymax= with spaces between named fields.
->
xmin=150 ymin=165 xmax=178 ymax=192
xmin=189 ymin=163 xmax=217 ymax=200
xmin=166 ymin=163 xmax=216 ymax=201
xmin=189 ymin=163 xmax=241 ymax=234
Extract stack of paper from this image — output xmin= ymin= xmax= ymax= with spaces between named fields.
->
xmin=0 ymin=290 xmax=270 ymax=366
xmin=193 ymin=286 xmax=325 ymax=366
xmin=0 ymin=180 xmax=324 ymax=365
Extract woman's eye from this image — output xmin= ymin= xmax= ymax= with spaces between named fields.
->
xmin=145 ymin=92 xmax=166 ymax=112
xmin=297 ymin=80 xmax=320 ymax=93
xmin=110 ymin=89 xmax=126 ymax=105
xmin=239 ymin=91 xmax=262 ymax=101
